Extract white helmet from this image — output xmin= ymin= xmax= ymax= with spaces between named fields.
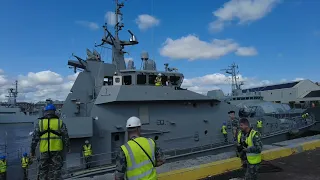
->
xmin=158 ymin=73 xmax=161 ymax=76
xmin=85 ymin=140 xmax=89 ymax=144
xmin=126 ymin=116 xmax=141 ymax=128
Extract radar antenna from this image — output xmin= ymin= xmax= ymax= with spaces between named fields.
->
xmin=221 ymin=63 xmax=244 ymax=95
xmin=95 ymin=0 xmax=138 ymax=72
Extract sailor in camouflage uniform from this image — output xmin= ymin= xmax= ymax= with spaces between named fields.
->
xmin=115 ymin=116 xmax=165 ymax=180
xmin=237 ymin=118 xmax=263 ymax=180
xmin=30 ymin=104 xmax=70 ymax=180
xmin=228 ymin=110 xmax=239 ymax=141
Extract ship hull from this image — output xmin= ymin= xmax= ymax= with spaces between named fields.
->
xmin=0 ymin=114 xmax=36 ymax=124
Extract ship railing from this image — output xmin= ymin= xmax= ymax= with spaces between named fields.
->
xmin=26 ymin=154 xmax=115 ymax=180
xmin=25 ymin=134 xmax=233 ymax=178
xmin=2 ymin=124 xmax=299 ymax=167
xmin=2 ymin=122 xmax=313 ymax=179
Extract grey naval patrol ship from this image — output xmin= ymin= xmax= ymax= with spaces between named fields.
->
xmin=208 ymin=63 xmax=315 ymax=135
xmin=0 ymin=80 xmax=38 ymax=124
xmin=22 ymin=1 xmax=315 ymax=179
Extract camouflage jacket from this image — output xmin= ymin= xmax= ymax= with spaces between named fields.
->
xmin=239 ymin=128 xmax=263 ymax=154
xmin=30 ymin=114 xmax=70 ymax=155
xmin=231 ymin=117 xmax=239 ymax=129
xmin=114 ymin=136 xmax=165 ymax=180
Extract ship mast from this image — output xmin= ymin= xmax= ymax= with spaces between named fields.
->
xmin=5 ymin=80 xmax=18 ymax=106
xmin=95 ymin=0 xmax=138 ymax=72
xmin=221 ymin=63 xmax=243 ymax=95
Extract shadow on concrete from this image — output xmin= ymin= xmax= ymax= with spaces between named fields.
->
xmin=201 ymin=161 xmax=283 ymax=180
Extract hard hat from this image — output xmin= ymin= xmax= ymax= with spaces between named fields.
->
xmin=158 ymin=73 xmax=161 ymax=76
xmin=0 ymin=156 xmax=3 ymax=160
xmin=44 ymin=104 xmax=56 ymax=111
xmin=23 ymin=152 xmax=27 ymax=157
xmin=85 ymin=140 xmax=89 ymax=144
xmin=126 ymin=116 xmax=141 ymax=128
xmin=223 ymin=122 xmax=226 ymax=125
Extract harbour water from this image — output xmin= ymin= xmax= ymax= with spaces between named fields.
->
xmin=0 ymin=123 xmax=34 ymax=179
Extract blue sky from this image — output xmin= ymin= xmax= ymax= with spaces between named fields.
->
xmin=0 ymin=0 xmax=320 ymax=101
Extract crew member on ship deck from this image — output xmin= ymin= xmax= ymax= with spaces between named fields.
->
xmin=155 ymin=73 xmax=162 ymax=86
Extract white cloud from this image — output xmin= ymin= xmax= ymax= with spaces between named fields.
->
xmin=75 ymin=21 xmax=99 ymax=30
xmin=235 ymin=47 xmax=258 ymax=56
xmin=18 ymin=71 xmax=64 ymax=88
xmin=293 ymin=77 xmax=304 ymax=81
xmin=0 ymin=75 xmax=7 ymax=86
xmin=105 ymin=11 xmax=117 ymax=26
xmin=135 ymin=14 xmax=160 ymax=30
xmin=159 ymin=35 xmax=257 ymax=60
xmin=0 ymin=70 xmax=79 ymax=103
xmin=209 ymin=0 xmax=280 ymax=32
xmin=67 ymin=72 xmax=80 ymax=81
xmin=0 ymin=69 xmax=7 ymax=85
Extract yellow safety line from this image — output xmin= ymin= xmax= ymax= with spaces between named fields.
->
xmin=158 ymin=139 xmax=320 ymax=180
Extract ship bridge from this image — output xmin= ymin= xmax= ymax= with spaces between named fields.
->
xmin=111 ymin=69 xmax=184 ymax=87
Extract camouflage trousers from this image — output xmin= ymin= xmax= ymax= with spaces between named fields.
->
xmin=223 ymin=134 xmax=228 ymax=142
xmin=23 ymin=168 xmax=28 ymax=180
xmin=84 ymin=156 xmax=92 ymax=169
xmin=244 ymin=163 xmax=260 ymax=180
xmin=38 ymin=151 xmax=63 ymax=180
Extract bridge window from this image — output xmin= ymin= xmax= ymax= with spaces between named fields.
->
xmin=161 ymin=76 xmax=168 ymax=85
xmin=149 ymin=75 xmax=157 ymax=85
xmin=123 ymin=75 xmax=132 ymax=85
xmin=103 ymin=76 xmax=113 ymax=85
xmin=137 ymin=74 xmax=147 ymax=85
xmin=169 ymin=76 xmax=180 ymax=85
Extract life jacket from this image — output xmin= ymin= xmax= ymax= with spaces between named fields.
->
xmin=120 ymin=137 xmax=157 ymax=180
xmin=155 ymin=77 xmax=162 ymax=86
xmin=83 ymin=144 xmax=93 ymax=157
xmin=0 ymin=160 xmax=6 ymax=173
xmin=257 ymin=120 xmax=263 ymax=128
xmin=237 ymin=130 xmax=262 ymax=164
xmin=21 ymin=157 xmax=29 ymax=168
xmin=222 ymin=125 xmax=227 ymax=134
xmin=38 ymin=115 xmax=63 ymax=153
